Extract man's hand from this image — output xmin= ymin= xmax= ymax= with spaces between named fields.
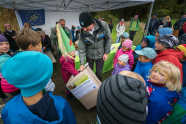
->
xmin=103 ymin=53 xmax=108 ymax=61
xmin=79 ymin=65 xmax=84 ymax=72
xmin=43 ymin=47 xmax=46 ymax=50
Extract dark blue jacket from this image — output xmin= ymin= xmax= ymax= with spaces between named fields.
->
xmin=71 ymin=30 xmax=76 ymax=43
xmin=144 ymin=18 xmax=159 ymax=30
xmin=134 ymin=61 xmax=152 ymax=85
xmin=145 ymin=83 xmax=180 ymax=124
xmin=2 ymin=92 xmax=76 ymax=124
xmin=181 ymin=61 xmax=186 ymax=87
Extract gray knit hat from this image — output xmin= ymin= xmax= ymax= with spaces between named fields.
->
xmin=118 ymin=54 xmax=129 ymax=63
xmin=97 ymin=74 xmax=147 ymax=124
xmin=157 ymin=34 xmax=179 ymax=49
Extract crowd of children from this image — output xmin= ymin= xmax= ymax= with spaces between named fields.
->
xmin=0 ymin=17 xmax=186 ymax=124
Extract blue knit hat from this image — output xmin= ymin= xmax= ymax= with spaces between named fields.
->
xmin=77 ymin=26 xmax=81 ymax=30
xmin=1 ymin=51 xmax=53 ymax=97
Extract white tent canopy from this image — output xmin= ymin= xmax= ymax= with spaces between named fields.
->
xmin=0 ymin=0 xmax=155 ymax=35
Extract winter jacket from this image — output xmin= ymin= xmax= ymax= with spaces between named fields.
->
xmin=78 ymin=19 xmax=111 ymax=65
xmin=116 ymin=23 xmax=125 ymax=36
xmin=178 ymin=33 xmax=186 ymax=45
xmin=158 ymin=27 xmax=173 ymax=36
xmin=60 ymin=56 xmax=79 ymax=83
xmin=1 ymin=92 xmax=76 ymax=124
xmin=71 ymin=30 xmax=76 ymax=43
xmin=50 ymin=26 xmax=72 ymax=51
xmin=111 ymin=63 xmax=130 ymax=75
xmin=181 ymin=61 xmax=186 ymax=87
xmin=129 ymin=19 xmax=140 ymax=31
xmin=160 ymin=21 xmax=172 ymax=28
xmin=135 ymin=35 xmax=156 ymax=50
xmin=173 ymin=18 xmax=186 ymax=35
xmin=162 ymin=87 xmax=186 ymax=124
xmin=152 ymin=49 xmax=184 ymax=83
xmin=145 ymin=82 xmax=180 ymax=124
xmin=144 ymin=18 xmax=159 ymax=30
xmin=134 ymin=61 xmax=153 ymax=85
xmin=113 ymin=49 xmax=134 ymax=69
xmin=3 ymin=30 xmax=19 ymax=51
xmin=41 ymin=35 xmax=52 ymax=51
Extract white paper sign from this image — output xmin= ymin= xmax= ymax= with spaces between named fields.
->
xmin=67 ymin=74 xmax=96 ymax=99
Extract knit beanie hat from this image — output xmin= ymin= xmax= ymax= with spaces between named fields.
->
xmin=0 ymin=34 xmax=8 ymax=43
xmin=79 ymin=12 xmax=93 ymax=27
xmin=97 ymin=74 xmax=147 ymax=124
xmin=4 ymin=24 xmax=9 ymax=29
xmin=118 ymin=54 xmax=129 ymax=63
xmin=72 ymin=25 xmax=76 ymax=30
xmin=135 ymin=15 xmax=138 ymax=18
xmin=142 ymin=38 xmax=150 ymax=46
xmin=157 ymin=34 xmax=179 ymax=49
xmin=77 ymin=26 xmax=81 ymax=30
xmin=121 ymin=18 xmax=124 ymax=21
xmin=1 ymin=51 xmax=53 ymax=97
xmin=122 ymin=39 xmax=132 ymax=48
xmin=176 ymin=44 xmax=186 ymax=57
xmin=41 ymin=31 xmax=45 ymax=34
xmin=120 ymin=32 xmax=129 ymax=38
xmin=153 ymin=13 xmax=157 ymax=17
xmin=183 ymin=22 xmax=186 ymax=33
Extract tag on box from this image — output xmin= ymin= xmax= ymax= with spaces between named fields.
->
xmin=66 ymin=64 xmax=101 ymax=110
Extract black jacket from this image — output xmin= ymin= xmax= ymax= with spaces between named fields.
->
xmin=173 ymin=19 xmax=186 ymax=33
xmin=178 ymin=33 xmax=186 ymax=45
xmin=76 ymin=30 xmax=80 ymax=40
xmin=3 ymin=30 xmax=19 ymax=51
xmin=160 ymin=21 xmax=172 ymax=28
xmin=41 ymin=35 xmax=51 ymax=51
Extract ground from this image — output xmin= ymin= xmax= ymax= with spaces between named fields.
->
xmin=0 ymin=21 xmax=146 ymax=124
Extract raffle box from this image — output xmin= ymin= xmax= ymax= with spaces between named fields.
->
xmin=66 ymin=66 xmax=101 ymax=110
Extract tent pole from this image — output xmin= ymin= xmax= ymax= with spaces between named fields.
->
xmin=145 ymin=2 xmax=154 ymax=37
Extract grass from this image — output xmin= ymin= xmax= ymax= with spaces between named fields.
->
xmin=111 ymin=21 xmax=144 ymax=46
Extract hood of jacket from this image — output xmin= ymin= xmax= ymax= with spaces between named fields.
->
xmin=158 ymin=49 xmax=184 ymax=60
xmin=158 ymin=28 xmax=173 ymax=36
xmin=59 ymin=55 xmax=75 ymax=65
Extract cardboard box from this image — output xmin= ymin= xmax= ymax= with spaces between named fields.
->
xmin=66 ymin=65 xmax=101 ymax=110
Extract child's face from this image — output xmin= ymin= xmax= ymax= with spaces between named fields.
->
xmin=6 ymin=24 xmax=11 ymax=31
xmin=121 ymin=36 xmax=127 ymax=42
xmin=155 ymin=41 xmax=167 ymax=51
xmin=0 ymin=41 xmax=9 ymax=53
xmin=155 ymin=31 xmax=159 ymax=41
xmin=118 ymin=60 xmax=126 ymax=67
xmin=122 ymin=46 xmax=129 ymax=51
xmin=150 ymin=66 xmax=169 ymax=84
xmin=41 ymin=33 xmax=45 ymax=37
xmin=68 ymin=50 xmax=75 ymax=56
xmin=141 ymin=41 xmax=148 ymax=48
xmin=138 ymin=55 xmax=150 ymax=63
xmin=27 ymin=43 xmax=41 ymax=52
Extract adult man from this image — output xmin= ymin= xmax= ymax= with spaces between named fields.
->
xmin=173 ymin=13 xmax=186 ymax=38
xmin=116 ymin=19 xmax=125 ymax=43
xmin=78 ymin=12 xmax=111 ymax=81
xmin=50 ymin=19 xmax=72 ymax=58
xmin=144 ymin=13 xmax=159 ymax=36
xmin=129 ymin=15 xmax=140 ymax=41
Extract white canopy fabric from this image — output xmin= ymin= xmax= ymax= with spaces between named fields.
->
xmin=1 ymin=0 xmax=155 ymax=35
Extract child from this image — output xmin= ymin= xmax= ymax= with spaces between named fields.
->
xmin=117 ymin=32 xmax=129 ymax=50
xmin=135 ymin=35 xmax=155 ymax=50
xmin=111 ymin=54 xmax=130 ymax=75
xmin=134 ymin=47 xmax=156 ymax=84
xmin=153 ymin=34 xmax=184 ymax=83
xmin=0 ymin=34 xmax=20 ymax=99
xmin=15 ymin=29 xmax=55 ymax=92
xmin=97 ymin=71 xmax=147 ymax=124
xmin=175 ymin=44 xmax=186 ymax=87
xmin=1 ymin=51 xmax=76 ymax=123
xmin=113 ymin=39 xmax=134 ymax=69
xmin=145 ymin=61 xmax=182 ymax=124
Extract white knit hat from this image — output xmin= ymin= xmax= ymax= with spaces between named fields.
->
xmin=118 ymin=54 xmax=129 ymax=63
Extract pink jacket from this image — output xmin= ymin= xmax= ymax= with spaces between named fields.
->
xmin=0 ymin=74 xmax=19 ymax=93
xmin=60 ymin=56 xmax=79 ymax=83
xmin=113 ymin=49 xmax=134 ymax=69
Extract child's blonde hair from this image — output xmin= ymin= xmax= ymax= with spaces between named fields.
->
xmin=149 ymin=61 xmax=181 ymax=92
xmin=119 ymin=71 xmax=146 ymax=86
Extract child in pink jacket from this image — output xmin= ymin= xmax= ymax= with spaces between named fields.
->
xmin=113 ymin=39 xmax=134 ymax=69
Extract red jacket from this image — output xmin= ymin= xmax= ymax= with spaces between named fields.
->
xmin=153 ymin=49 xmax=184 ymax=83
xmin=59 ymin=56 xmax=79 ymax=83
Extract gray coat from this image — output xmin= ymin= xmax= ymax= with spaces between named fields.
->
xmin=78 ymin=19 xmax=111 ymax=65
xmin=50 ymin=26 xmax=72 ymax=51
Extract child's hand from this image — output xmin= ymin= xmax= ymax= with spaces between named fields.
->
xmin=79 ymin=65 xmax=84 ymax=71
